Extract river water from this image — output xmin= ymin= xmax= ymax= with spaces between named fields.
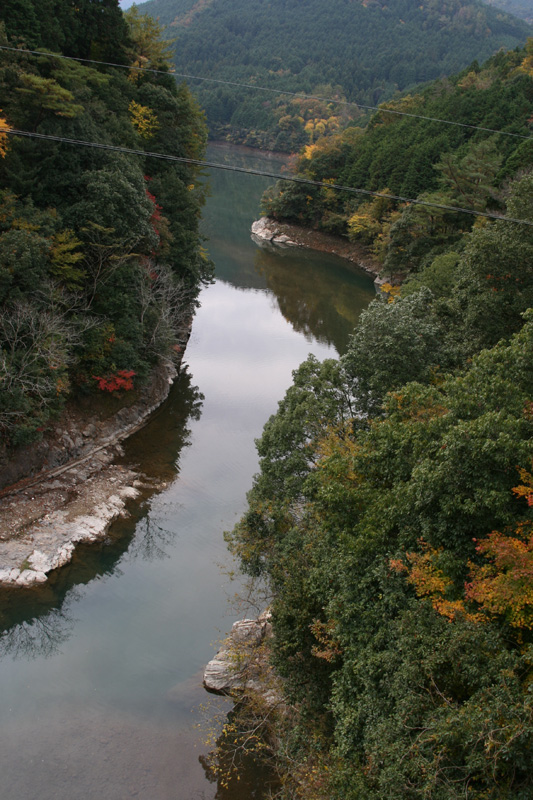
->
xmin=0 ymin=144 xmax=374 ymax=799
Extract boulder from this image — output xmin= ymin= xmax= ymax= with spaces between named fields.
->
xmin=203 ymin=611 xmax=282 ymax=706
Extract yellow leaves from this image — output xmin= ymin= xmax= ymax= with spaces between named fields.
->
xmin=347 ymin=191 xmax=394 ymax=246
xmin=128 ymin=100 xmax=159 ymax=140
xmin=0 ymin=110 xmax=11 ymax=159
xmin=125 ymin=7 xmax=176 ymax=80
xmin=405 ymin=546 xmax=453 ymax=597
xmin=377 ymin=93 xmax=421 ymax=125
xmin=457 ymin=70 xmax=494 ymax=91
xmin=380 ymin=282 xmax=401 ymax=303
xmin=302 ymin=142 xmax=319 ymax=160
xmin=49 ymin=230 xmax=86 ymax=290
xmin=512 ymin=465 xmax=533 ymax=508
xmin=347 ymin=208 xmax=382 ymax=243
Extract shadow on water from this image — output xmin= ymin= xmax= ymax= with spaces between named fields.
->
xmin=0 ymin=369 xmax=204 ymax=660
xmin=254 ymin=242 xmax=375 ymax=354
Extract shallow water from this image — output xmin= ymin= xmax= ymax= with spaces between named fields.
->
xmin=0 ymin=143 xmax=374 ymax=799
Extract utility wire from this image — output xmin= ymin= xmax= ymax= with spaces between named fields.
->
xmin=2 ymin=127 xmax=532 ymax=226
xmin=0 ymin=44 xmax=531 ymax=141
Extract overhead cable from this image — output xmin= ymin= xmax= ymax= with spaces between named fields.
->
xmin=2 ymin=127 xmax=532 ymax=226
xmin=0 ymin=44 xmax=531 ymax=141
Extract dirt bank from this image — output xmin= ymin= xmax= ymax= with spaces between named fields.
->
xmin=0 ymin=359 xmax=178 ymax=588
xmin=251 ymin=216 xmax=382 ymax=280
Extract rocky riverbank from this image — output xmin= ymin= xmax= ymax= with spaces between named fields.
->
xmin=251 ymin=216 xmax=383 ymax=281
xmin=204 ymin=611 xmax=284 ymax=708
xmin=0 ymin=360 xmax=178 ymax=588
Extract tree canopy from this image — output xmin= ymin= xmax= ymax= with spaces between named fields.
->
xmin=136 ymin=0 xmax=532 ymax=150
xmin=0 ymin=3 xmax=210 ymax=447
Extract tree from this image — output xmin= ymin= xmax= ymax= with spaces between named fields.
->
xmin=342 ymin=288 xmax=446 ymax=417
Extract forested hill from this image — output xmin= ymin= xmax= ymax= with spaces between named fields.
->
xmin=137 ymin=0 xmax=531 ymax=150
xmin=263 ymin=42 xmax=533 ymax=278
xmin=484 ymin=0 xmax=533 ymax=24
xmin=222 ymin=40 xmax=533 ymax=800
xmin=0 ymin=1 xmax=210 ymax=450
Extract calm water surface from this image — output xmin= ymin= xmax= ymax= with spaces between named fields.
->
xmin=0 ymin=144 xmax=374 ymax=799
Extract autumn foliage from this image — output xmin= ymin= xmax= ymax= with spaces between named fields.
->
xmin=92 ymin=370 xmax=136 ymax=393
xmin=392 ymin=467 xmax=533 ymax=629
xmin=0 ymin=110 xmax=11 ymax=158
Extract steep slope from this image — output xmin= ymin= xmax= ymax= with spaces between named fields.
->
xmin=137 ymin=0 xmax=531 ymax=150
xmin=222 ymin=43 xmax=533 ymax=800
xmin=0 ymin=1 xmax=210 ymax=452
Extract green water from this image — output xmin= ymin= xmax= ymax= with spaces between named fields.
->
xmin=0 ymin=143 xmax=374 ymax=799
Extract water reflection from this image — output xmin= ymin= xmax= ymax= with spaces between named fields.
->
xmin=0 ymin=603 xmax=76 ymax=661
xmin=0 ymin=368 xmax=204 ymax=661
xmin=199 ymin=702 xmax=279 ymax=800
xmin=254 ymin=243 xmax=375 ymax=354
xmin=204 ymin=143 xmax=375 ymax=353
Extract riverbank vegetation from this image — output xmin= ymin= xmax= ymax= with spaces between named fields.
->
xmin=137 ymin=0 xmax=531 ymax=151
xmin=223 ymin=45 xmax=533 ymax=800
xmin=263 ymin=43 xmax=533 ymax=277
xmin=0 ymin=1 xmax=210 ymax=448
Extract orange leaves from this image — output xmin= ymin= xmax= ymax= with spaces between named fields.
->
xmin=310 ymin=619 xmax=342 ymax=662
xmin=518 ymin=37 xmax=533 ymax=78
xmin=464 ymin=466 xmax=533 ymax=629
xmin=392 ymin=465 xmax=533 ymax=629
xmin=465 ymin=525 xmax=533 ymax=629
xmin=390 ymin=544 xmax=481 ymax=623
xmin=92 ymin=370 xmax=136 ymax=393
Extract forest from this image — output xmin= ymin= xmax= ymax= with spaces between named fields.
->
xmin=0 ymin=1 xmax=210 ymax=448
xmin=1 ymin=1 xmax=533 ymax=797
xmin=485 ymin=0 xmax=533 ymax=24
xmin=222 ymin=42 xmax=533 ymax=800
xmin=137 ymin=0 xmax=532 ymax=150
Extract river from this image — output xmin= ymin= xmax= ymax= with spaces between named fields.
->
xmin=0 ymin=143 xmax=374 ymax=799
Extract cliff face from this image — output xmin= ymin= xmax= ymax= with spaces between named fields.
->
xmin=0 ymin=360 xmax=178 ymax=492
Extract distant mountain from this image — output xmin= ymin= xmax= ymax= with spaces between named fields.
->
xmin=137 ymin=0 xmax=532 ymax=150
xmin=482 ymin=0 xmax=533 ymax=24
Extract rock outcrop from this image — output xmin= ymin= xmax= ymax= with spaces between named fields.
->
xmin=203 ymin=611 xmax=283 ymax=707
xmin=251 ymin=215 xmax=382 ymax=280
xmin=251 ymin=217 xmax=297 ymax=247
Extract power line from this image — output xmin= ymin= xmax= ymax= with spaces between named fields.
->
xmin=2 ymin=127 xmax=532 ymax=226
xmin=0 ymin=44 xmax=531 ymax=141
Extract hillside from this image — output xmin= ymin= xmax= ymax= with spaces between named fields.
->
xmin=262 ymin=43 xmax=533 ymax=277
xmin=137 ymin=0 xmax=532 ymax=150
xmin=221 ymin=42 xmax=533 ymax=800
xmin=484 ymin=0 xmax=533 ymax=24
xmin=0 ymin=1 xmax=210 ymax=450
